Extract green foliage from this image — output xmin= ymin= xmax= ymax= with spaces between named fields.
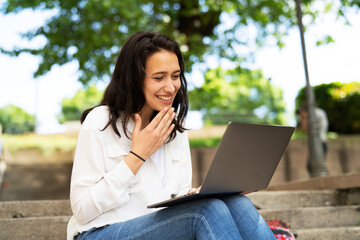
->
xmin=189 ymin=137 xmax=222 ymax=148
xmin=0 ymin=104 xmax=35 ymax=134
xmin=3 ymin=133 xmax=78 ymax=155
xmin=315 ymin=35 xmax=335 ymax=46
xmin=189 ymin=130 xmax=301 ymax=148
xmin=2 ymin=0 xmax=355 ymax=85
xmin=295 ymin=81 xmax=360 ymax=134
xmin=57 ymin=85 xmax=103 ymax=123
xmin=189 ymin=67 xmax=287 ymax=125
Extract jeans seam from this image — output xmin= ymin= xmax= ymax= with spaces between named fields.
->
xmin=195 ymin=214 xmax=216 ymax=240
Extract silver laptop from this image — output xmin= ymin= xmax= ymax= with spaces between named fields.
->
xmin=147 ymin=122 xmax=295 ymax=208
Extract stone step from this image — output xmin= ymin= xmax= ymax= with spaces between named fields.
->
xmin=248 ymin=190 xmax=338 ymax=210
xmin=2 ymin=189 xmax=358 ymax=219
xmin=260 ymin=205 xmax=360 ymax=229
xmin=250 ymin=188 xmax=360 ymax=209
xmin=1 ymin=214 xmax=359 ymax=240
xmin=0 ymin=163 xmax=72 ymax=201
xmin=0 ymin=216 xmax=70 ymax=240
xmin=295 ymin=226 xmax=360 ymax=240
xmin=0 ymin=199 xmax=71 ymax=219
xmin=1 ymin=191 xmax=359 ymax=239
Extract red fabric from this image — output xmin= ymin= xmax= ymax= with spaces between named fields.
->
xmin=266 ymin=220 xmax=296 ymax=240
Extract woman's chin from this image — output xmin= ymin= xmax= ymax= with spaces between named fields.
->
xmin=156 ymin=103 xmax=173 ymax=111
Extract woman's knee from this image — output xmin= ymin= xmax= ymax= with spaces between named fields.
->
xmin=222 ymin=195 xmax=260 ymax=219
xmin=224 ymin=194 xmax=255 ymax=209
xmin=194 ymin=196 xmax=254 ymax=215
xmin=190 ymin=199 xmax=242 ymax=239
xmin=192 ymin=198 xmax=232 ymax=219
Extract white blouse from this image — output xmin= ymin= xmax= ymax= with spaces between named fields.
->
xmin=67 ymin=106 xmax=192 ymax=240
xmin=151 ymin=145 xmax=165 ymax=182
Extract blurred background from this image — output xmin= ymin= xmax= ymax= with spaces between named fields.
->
xmin=0 ymin=0 xmax=359 ymax=201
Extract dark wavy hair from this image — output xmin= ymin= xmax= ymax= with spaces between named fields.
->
xmin=81 ymin=31 xmax=189 ymax=142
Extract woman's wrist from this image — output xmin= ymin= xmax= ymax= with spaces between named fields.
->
xmin=129 ymin=151 xmax=146 ymax=162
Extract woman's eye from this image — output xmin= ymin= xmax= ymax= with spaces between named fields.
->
xmin=154 ymin=77 xmax=163 ymax=80
xmin=172 ymin=75 xmax=180 ymax=80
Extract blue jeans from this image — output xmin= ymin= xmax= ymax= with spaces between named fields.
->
xmin=75 ymin=195 xmax=275 ymax=240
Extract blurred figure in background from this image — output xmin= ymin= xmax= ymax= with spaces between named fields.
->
xmin=296 ymin=105 xmax=329 ymax=171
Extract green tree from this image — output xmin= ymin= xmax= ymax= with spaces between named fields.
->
xmin=1 ymin=0 xmax=358 ymax=85
xmin=0 ymin=104 xmax=35 ymax=134
xmin=189 ymin=67 xmax=286 ymax=125
xmin=295 ymin=81 xmax=360 ymax=134
xmin=57 ymin=85 xmax=103 ymax=123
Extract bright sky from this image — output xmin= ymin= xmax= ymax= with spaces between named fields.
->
xmin=0 ymin=2 xmax=359 ymax=133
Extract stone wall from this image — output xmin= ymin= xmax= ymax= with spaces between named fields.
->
xmin=0 ymin=136 xmax=359 ymax=201
xmin=190 ymin=136 xmax=360 ymax=187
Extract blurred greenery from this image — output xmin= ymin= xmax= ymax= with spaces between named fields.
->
xmin=2 ymin=128 xmax=355 ymax=155
xmin=0 ymin=104 xmax=35 ymax=134
xmin=58 ymin=66 xmax=287 ymax=126
xmin=3 ymin=133 xmax=78 ymax=155
xmin=189 ymin=67 xmax=287 ymax=125
xmin=295 ymin=81 xmax=360 ymax=134
xmin=188 ymin=129 xmax=317 ymax=148
xmin=57 ymin=85 xmax=103 ymax=123
xmin=315 ymin=35 xmax=335 ymax=46
xmin=0 ymin=130 xmax=322 ymax=154
xmin=189 ymin=137 xmax=222 ymax=148
xmin=1 ymin=0 xmax=359 ymax=85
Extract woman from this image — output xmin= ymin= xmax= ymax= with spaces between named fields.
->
xmin=67 ymin=31 xmax=276 ymax=240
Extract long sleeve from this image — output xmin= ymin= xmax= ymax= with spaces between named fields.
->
xmin=70 ymin=113 xmax=137 ymax=225
xmin=67 ymin=106 xmax=194 ymax=239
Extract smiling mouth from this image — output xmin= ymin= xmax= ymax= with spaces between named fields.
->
xmin=157 ymin=95 xmax=172 ymax=101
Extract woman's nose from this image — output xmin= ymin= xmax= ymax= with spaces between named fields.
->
xmin=163 ymin=78 xmax=176 ymax=93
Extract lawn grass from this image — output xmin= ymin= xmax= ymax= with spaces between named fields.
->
xmin=0 ymin=128 xmax=351 ymax=156
xmin=2 ymin=133 xmax=78 ymax=155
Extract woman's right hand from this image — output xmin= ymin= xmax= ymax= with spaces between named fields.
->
xmin=130 ymin=107 xmax=175 ymax=160
xmin=188 ymin=186 xmax=202 ymax=195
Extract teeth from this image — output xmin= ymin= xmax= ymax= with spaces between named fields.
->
xmin=158 ymin=96 xmax=171 ymax=100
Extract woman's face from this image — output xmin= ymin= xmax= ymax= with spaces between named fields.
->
xmin=141 ymin=50 xmax=181 ymax=119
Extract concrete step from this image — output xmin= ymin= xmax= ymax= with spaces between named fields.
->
xmin=0 ymin=216 xmax=70 ymax=240
xmin=295 ymin=226 xmax=360 ymax=240
xmin=249 ymin=189 xmax=360 ymax=209
xmin=260 ymin=205 xmax=360 ymax=229
xmin=0 ymin=199 xmax=71 ymax=219
xmin=2 ymin=189 xmax=355 ymax=219
xmin=0 ymin=163 xmax=72 ymax=201
xmin=0 ymin=190 xmax=359 ymax=240
xmin=248 ymin=190 xmax=337 ymax=210
xmin=1 ymin=212 xmax=359 ymax=240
